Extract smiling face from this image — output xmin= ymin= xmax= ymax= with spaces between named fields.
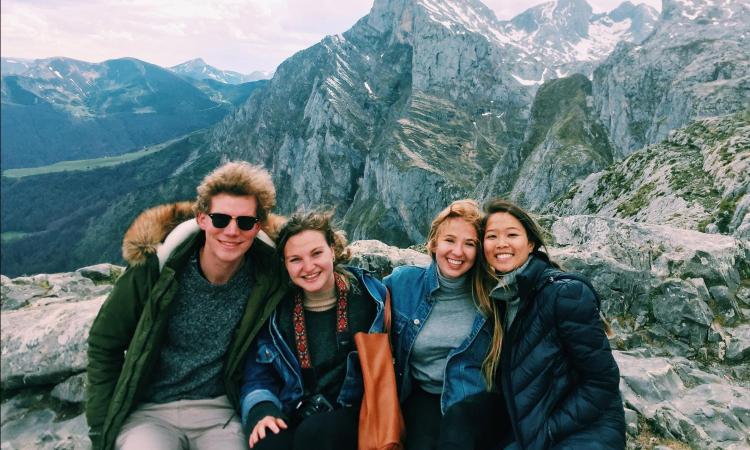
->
xmin=196 ymin=193 xmax=259 ymax=279
xmin=483 ymin=212 xmax=535 ymax=274
xmin=431 ymin=217 xmax=479 ymax=279
xmin=283 ymin=229 xmax=336 ymax=294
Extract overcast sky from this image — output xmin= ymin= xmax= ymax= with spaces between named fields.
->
xmin=1 ymin=0 xmax=661 ymax=74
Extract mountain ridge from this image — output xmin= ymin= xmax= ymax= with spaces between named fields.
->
xmin=1 ymin=0 xmax=747 ymax=276
xmin=0 ymin=56 xmax=265 ymax=169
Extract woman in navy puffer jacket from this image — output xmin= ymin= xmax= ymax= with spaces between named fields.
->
xmin=479 ymin=199 xmax=625 ymax=450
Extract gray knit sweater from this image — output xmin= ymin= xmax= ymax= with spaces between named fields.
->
xmin=144 ymin=253 xmax=253 ymax=403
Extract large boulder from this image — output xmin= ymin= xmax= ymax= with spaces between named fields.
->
xmin=616 ymin=351 xmax=750 ymax=449
xmin=1 ymin=293 xmax=106 ymax=390
xmin=1 ymin=229 xmax=748 ymax=449
xmin=548 ymin=215 xmax=750 ymax=358
xmin=1 ymin=268 xmax=116 ymax=450
xmin=349 ymin=239 xmax=431 ymax=278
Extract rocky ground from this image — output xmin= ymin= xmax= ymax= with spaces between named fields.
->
xmin=2 ymin=216 xmax=749 ymax=449
xmin=547 ymin=112 xmax=750 ymax=239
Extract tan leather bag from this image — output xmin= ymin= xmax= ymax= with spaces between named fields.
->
xmin=354 ymin=288 xmax=405 ymax=450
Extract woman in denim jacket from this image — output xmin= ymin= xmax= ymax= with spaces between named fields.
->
xmin=384 ymin=199 xmax=501 ymax=450
xmin=239 ymin=211 xmax=386 ymax=450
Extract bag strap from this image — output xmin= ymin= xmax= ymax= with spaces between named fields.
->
xmin=383 ymin=288 xmax=392 ymax=334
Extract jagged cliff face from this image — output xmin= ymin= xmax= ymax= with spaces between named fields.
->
xmin=548 ymin=111 xmax=750 ymax=238
xmin=592 ymin=0 xmax=750 ymax=157
xmin=206 ymin=0 xmax=658 ymax=246
xmin=210 ymin=0 xmax=532 ymax=245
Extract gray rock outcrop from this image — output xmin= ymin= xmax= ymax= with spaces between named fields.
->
xmin=592 ymin=0 xmax=750 ymax=156
xmin=548 ymin=112 xmax=750 ymax=237
xmin=3 ymin=226 xmax=748 ymax=449
xmin=1 ymin=265 xmax=121 ymax=450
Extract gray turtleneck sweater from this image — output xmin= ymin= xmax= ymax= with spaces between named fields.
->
xmin=410 ymin=271 xmax=478 ymax=394
xmin=490 ymin=256 xmax=533 ymax=331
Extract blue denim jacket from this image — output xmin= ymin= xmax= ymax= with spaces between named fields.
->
xmin=239 ymin=267 xmax=386 ymax=428
xmin=384 ymin=261 xmax=492 ymax=414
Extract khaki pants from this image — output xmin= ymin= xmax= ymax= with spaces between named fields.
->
xmin=115 ymin=396 xmax=245 ymax=450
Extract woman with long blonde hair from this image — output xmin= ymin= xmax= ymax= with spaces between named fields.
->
xmin=384 ymin=199 xmax=504 ymax=450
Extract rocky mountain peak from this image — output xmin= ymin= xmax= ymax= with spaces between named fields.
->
xmin=184 ymin=57 xmax=206 ymax=65
xmin=501 ymin=0 xmax=658 ymax=83
xmin=366 ymin=0 xmax=501 ymax=46
xmin=607 ymin=1 xmax=660 ymax=42
xmin=170 ymin=58 xmax=208 ymax=71
xmin=592 ymin=0 xmax=749 ymax=156
xmin=553 ymin=0 xmax=594 ymax=38
xmin=509 ymin=0 xmax=593 ymax=39
xmin=168 ymin=57 xmax=264 ymax=84
xmin=366 ymin=0 xmax=413 ymax=41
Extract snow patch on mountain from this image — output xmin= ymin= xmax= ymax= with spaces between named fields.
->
xmin=169 ymin=58 xmax=270 ymax=84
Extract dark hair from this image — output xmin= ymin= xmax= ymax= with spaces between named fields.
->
xmin=481 ymin=198 xmax=552 ymax=257
xmin=476 ymin=198 xmax=558 ymax=389
xmin=276 ymin=210 xmax=351 ymax=266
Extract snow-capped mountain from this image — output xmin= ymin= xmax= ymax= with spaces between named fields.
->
xmin=500 ymin=0 xmax=660 ymax=82
xmin=398 ymin=0 xmax=658 ymax=86
xmin=168 ymin=58 xmax=271 ymax=84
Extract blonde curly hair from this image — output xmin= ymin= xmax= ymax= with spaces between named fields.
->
xmin=194 ymin=161 xmax=276 ymax=221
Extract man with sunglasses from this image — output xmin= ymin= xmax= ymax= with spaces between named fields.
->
xmin=86 ymin=161 xmax=287 ymax=450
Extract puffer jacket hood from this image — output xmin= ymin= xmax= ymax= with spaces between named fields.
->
xmin=121 ymin=201 xmax=286 ymax=266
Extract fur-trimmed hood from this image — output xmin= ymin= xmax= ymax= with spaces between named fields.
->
xmin=122 ymin=201 xmax=286 ymax=266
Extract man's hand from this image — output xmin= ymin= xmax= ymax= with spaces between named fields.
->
xmin=249 ymin=415 xmax=288 ymax=448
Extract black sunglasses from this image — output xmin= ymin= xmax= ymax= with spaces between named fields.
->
xmin=207 ymin=213 xmax=260 ymax=230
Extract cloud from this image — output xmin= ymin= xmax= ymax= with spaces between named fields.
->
xmin=1 ymin=0 xmax=662 ymax=73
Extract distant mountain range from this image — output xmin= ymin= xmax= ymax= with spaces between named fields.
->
xmin=1 ymin=56 xmax=270 ymax=84
xmin=169 ymin=58 xmax=272 ymax=84
xmin=1 ymin=0 xmax=748 ymax=279
xmin=0 ymin=57 xmax=268 ymax=169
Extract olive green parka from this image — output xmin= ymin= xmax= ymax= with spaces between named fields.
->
xmin=86 ymin=202 xmax=287 ymax=450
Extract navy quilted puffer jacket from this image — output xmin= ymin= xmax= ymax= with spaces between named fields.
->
xmin=497 ymin=253 xmax=625 ymax=450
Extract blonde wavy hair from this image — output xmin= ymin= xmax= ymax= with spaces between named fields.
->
xmin=427 ymin=200 xmax=500 ymax=389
